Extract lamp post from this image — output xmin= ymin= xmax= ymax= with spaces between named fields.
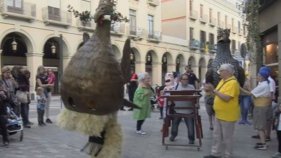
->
xmin=51 ymin=43 xmax=56 ymax=54
xmin=11 ymin=38 xmax=17 ymax=51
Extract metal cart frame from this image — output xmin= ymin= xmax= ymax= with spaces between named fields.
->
xmin=162 ymin=90 xmax=203 ymax=151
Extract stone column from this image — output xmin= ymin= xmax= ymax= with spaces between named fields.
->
xmin=152 ymin=62 xmax=162 ymax=85
xmin=135 ymin=61 xmax=145 ymax=74
xmin=26 ymin=53 xmax=43 ymax=99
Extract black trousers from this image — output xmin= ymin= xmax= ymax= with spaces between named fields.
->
xmin=0 ymin=116 xmax=8 ymax=142
xmin=136 ymin=120 xmax=145 ymax=131
xmin=37 ymin=109 xmax=45 ymax=124
xmin=20 ymin=103 xmax=30 ymax=125
xmin=277 ymin=131 xmax=281 ymax=152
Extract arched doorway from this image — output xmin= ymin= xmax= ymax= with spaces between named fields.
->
xmin=176 ymin=54 xmax=185 ymax=74
xmin=43 ymin=36 xmax=68 ymax=94
xmin=1 ymin=32 xmax=28 ymax=67
xmin=198 ymin=57 xmax=206 ymax=83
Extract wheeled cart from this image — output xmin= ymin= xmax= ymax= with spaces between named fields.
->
xmin=162 ymin=90 xmax=203 ymax=151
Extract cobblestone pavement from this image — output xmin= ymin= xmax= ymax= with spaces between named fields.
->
xmin=0 ymin=96 xmax=278 ymax=158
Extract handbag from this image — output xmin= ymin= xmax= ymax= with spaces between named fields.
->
xmin=16 ymin=90 xmax=28 ymax=104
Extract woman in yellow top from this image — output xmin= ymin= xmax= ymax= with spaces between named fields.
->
xmin=204 ymin=63 xmax=240 ymax=158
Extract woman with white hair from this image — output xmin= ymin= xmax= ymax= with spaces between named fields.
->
xmin=133 ymin=72 xmax=153 ymax=135
xmin=204 ymin=63 xmax=240 ymax=158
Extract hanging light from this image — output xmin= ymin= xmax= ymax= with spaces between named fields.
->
xmin=51 ymin=43 xmax=56 ymax=54
xmin=147 ymin=54 xmax=151 ymax=62
xmin=176 ymin=58 xmax=180 ymax=64
xmin=163 ymin=56 xmax=167 ymax=63
xmin=130 ymin=52 xmax=134 ymax=60
xmin=11 ymin=37 xmax=17 ymax=51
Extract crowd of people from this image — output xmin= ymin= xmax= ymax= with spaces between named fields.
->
xmin=129 ymin=64 xmax=280 ymax=158
xmin=0 ymin=65 xmax=55 ymax=146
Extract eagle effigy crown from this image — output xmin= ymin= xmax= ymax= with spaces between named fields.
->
xmin=217 ymin=28 xmax=230 ymax=42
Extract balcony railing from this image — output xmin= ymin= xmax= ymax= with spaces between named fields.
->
xmin=76 ymin=20 xmax=96 ymax=32
xmin=189 ymin=10 xmax=198 ymax=20
xmin=111 ymin=22 xmax=125 ymax=36
xmin=147 ymin=31 xmax=161 ymax=42
xmin=208 ymin=44 xmax=217 ymax=53
xmin=199 ymin=14 xmax=207 ymax=24
xmin=42 ymin=7 xmax=72 ymax=27
xmin=0 ymin=0 xmax=36 ymax=21
xmin=189 ymin=39 xmax=200 ymax=50
xmin=147 ymin=0 xmax=159 ymax=6
xmin=200 ymin=41 xmax=206 ymax=51
xmin=129 ymin=27 xmax=144 ymax=39
xmin=209 ymin=18 xmax=216 ymax=27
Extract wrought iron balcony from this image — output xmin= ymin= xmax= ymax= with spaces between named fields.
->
xmin=129 ymin=27 xmax=144 ymax=39
xmin=0 ymin=0 xmax=36 ymax=21
xmin=76 ymin=20 xmax=96 ymax=32
xmin=189 ymin=39 xmax=200 ymax=50
xmin=42 ymin=6 xmax=72 ymax=27
xmin=208 ymin=44 xmax=217 ymax=53
xmin=199 ymin=14 xmax=208 ymax=24
xmin=147 ymin=0 xmax=159 ymax=6
xmin=189 ymin=10 xmax=198 ymax=20
xmin=209 ymin=17 xmax=216 ymax=27
xmin=110 ymin=22 xmax=125 ymax=36
xmin=200 ymin=41 xmax=206 ymax=51
xmin=147 ymin=31 xmax=161 ymax=42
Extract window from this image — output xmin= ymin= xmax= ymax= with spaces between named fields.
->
xmin=48 ymin=0 xmax=61 ymax=21
xmin=81 ymin=0 xmax=91 ymax=11
xmin=148 ymin=15 xmax=154 ymax=37
xmin=200 ymin=4 xmax=203 ymax=18
xmin=209 ymin=8 xmax=212 ymax=23
xmin=200 ymin=30 xmax=206 ymax=48
xmin=238 ymin=21 xmax=241 ymax=34
xmin=209 ymin=33 xmax=214 ymax=45
xmin=225 ymin=15 xmax=228 ymax=28
xmin=217 ymin=12 xmax=220 ymax=26
xmin=130 ymin=9 xmax=137 ymax=35
xmin=190 ymin=27 xmax=194 ymax=41
xmin=231 ymin=40 xmax=236 ymax=53
xmin=231 ymin=18 xmax=234 ymax=30
xmin=189 ymin=0 xmax=193 ymax=12
xmin=7 ymin=0 xmax=23 ymax=13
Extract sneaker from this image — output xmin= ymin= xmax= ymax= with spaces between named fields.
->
xmin=238 ymin=120 xmax=245 ymax=125
xmin=46 ymin=118 xmax=52 ymax=124
xmin=255 ymin=144 xmax=267 ymax=150
xmin=169 ymin=136 xmax=175 ymax=142
xmin=245 ymin=120 xmax=252 ymax=125
xmin=136 ymin=130 xmax=146 ymax=135
xmin=24 ymin=125 xmax=31 ymax=128
xmin=3 ymin=141 xmax=9 ymax=146
xmin=251 ymin=135 xmax=260 ymax=139
xmin=272 ymin=152 xmax=281 ymax=158
xmin=209 ymin=127 xmax=214 ymax=131
xmin=203 ymin=155 xmax=221 ymax=158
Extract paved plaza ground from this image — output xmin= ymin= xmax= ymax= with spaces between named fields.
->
xmin=0 ymin=96 xmax=278 ymax=158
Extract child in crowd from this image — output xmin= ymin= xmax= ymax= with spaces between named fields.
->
xmin=272 ymin=105 xmax=281 ymax=158
xmin=156 ymin=86 xmax=165 ymax=119
xmin=36 ymin=87 xmax=47 ymax=126
xmin=47 ymin=68 xmax=56 ymax=85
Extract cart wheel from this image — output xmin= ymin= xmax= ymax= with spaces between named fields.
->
xmin=197 ymin=147 xmax=200 ymax=151
xmin=19 ymin=130 xmax=23 ymax=142
xmin=165 ymin=146 xmax=168 ymax=150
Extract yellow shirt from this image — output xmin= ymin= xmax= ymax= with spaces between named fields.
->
xmin=213 ymin=76 xmax=240 ymax=121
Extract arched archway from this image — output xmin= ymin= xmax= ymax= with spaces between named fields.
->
xmin=198 ymin=57 xmax=207 ymax=82
xmin=176 ymin=54 xmax=185 ymax=74
xmin=112 ymin=45 xmax=121 ymax=61
xmin=145 ymin=50 xmax=158 ymax=83
xmin=1 ymin=32 xmax=31 ymax=67
xmin=188 ymin=56 xmax=196 ymax=69
xmin=42 ymin=36 xmax=69 ymax=94
xmin=131 ymin=48 xmax=140 ymax=72
xmin=162 ymin=52 xmax=172 ymax=84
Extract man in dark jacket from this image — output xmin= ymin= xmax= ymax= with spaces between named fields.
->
xmin=0 ymin=80 xmax=9 ymax=146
